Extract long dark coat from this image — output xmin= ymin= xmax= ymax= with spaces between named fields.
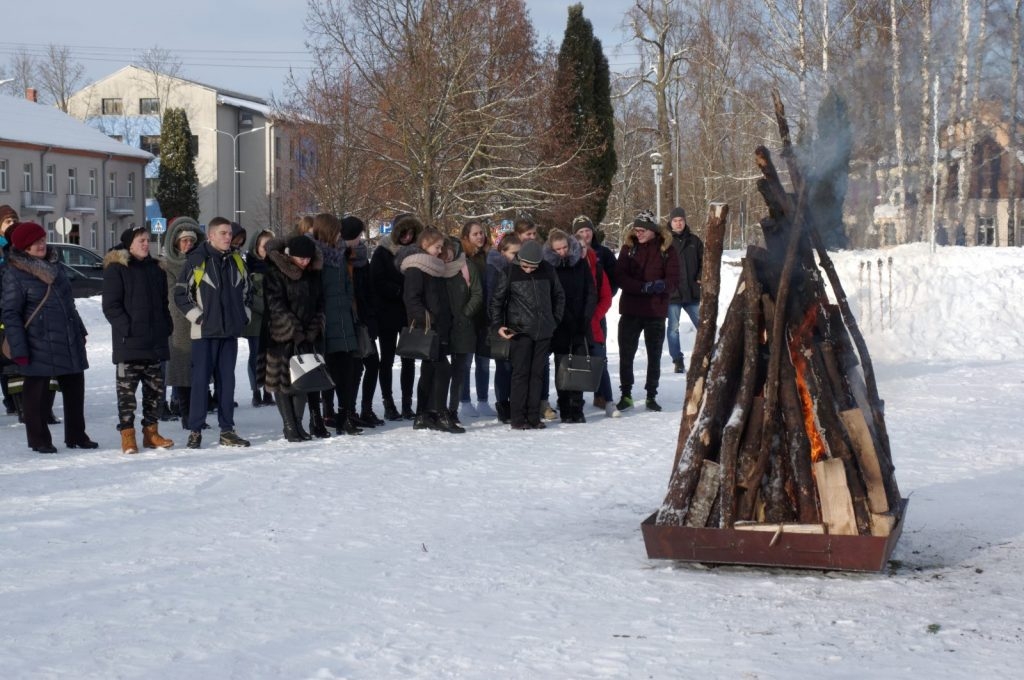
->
xmin=101 ymin=248 xmax=172 ymax=364
xmin=398 ymin=247 xmax=455 ymax=349
xmin=543 ymin=237 xmax=596 ymax=354
xmin=1 ymin=247 xmax=89 ymax=377
xmin=444 ymin=253 xmax=483 ymax=355
xmin=369 ymin=215 xmax=423 ymax=333
xmin=162 ymin=218 xmax=207 ymax=387
xmin=319 ymin=240 xmax=359 ymax=354
xmin=261 ymin=239 xmax=325 ymax=393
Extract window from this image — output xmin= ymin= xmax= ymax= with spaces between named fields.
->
xmin=45 ymin=164 xmax=55 ymax=194
xmin=68 ymin=168 xmax=77 ymax=195
xmin=101 ymin=98 xmax=123 ymax=115
xmin=0 ymin=159 xmax=7 ymax=192
xmin=23 ymin=163 xmax=33 ymax=192
xmin=289 ymin=138 xmax=295 ymax=161
xmin=90 ymin=222 xmax=98 ymax=250
xmin=140 ymin=135 xmax=161 ymax=156
xmin=191 ymin=135 xmax=199 ymax=156
xmin=977 ymin=217 xmax=995 ymax=246
xmin=108 ymin=172 xmax=117 ymax=197
xmin=139 ymin=98 xmax=160 ymax=115
xmin=274 ymin=136 xmax=281 ymax=160
xmin=127 ymin=172 xmax=135 ymax=198
xmin=145 ymin=178 xmax=158 ymax=199
xmin=274 ymin=167 xmax=280 ymax=191
xmin=88 ymin=169 xmax=97 ymax=196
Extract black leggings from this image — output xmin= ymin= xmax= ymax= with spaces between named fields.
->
xmin=378 ymin=327 xmax=416 ymax=408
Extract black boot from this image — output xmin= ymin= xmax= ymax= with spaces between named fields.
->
xmin=307 ymin=395 xmax=331 ymax=439
xmin=382 ymin=396 xmax=401 ymax=421
xmin=400 ymin=399 xmax=416 ymax=420
xmin=276 ymin=396 xmax=303 ymax=442
xmin=251 ymin=389 xmax=263 ymax=408
xmin=412 ymin=411 xmax=436 ymax=430
xmin=262 ymin=388 xmax=275 ymax=406
xmin=435 ymin=409 xmax=466 ymax=434
xmin=361 ymin=407 xmax=386 ymax=427
xmin=495 ymin=400 xmax=511 ymax=424
xmin=293 ymin=395 xmax=312 ymax=440
xmin=336 ymin=410 xmax=364 ymax=435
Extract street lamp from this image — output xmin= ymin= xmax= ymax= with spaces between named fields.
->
xmin=207 ymin=125 xmax=265 ymax=220
xmin=650 ymin=152 xmax=664 ymax=225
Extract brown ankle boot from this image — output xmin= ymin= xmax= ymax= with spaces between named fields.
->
xmin=121 ymin=428 xmax=139 ymax=454
xmin=142 ymin=423 xmax=174 ymax=449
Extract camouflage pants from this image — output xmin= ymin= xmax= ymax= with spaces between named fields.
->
xmin=116 ymin=361 xmax=164 ymax=430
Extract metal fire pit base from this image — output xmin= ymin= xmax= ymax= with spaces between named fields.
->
xmin=641 ymin=499 xmax=908 ymax=573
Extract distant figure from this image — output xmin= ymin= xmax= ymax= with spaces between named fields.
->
xmin=102 ymin=226 xmax=174 ymax=454
xmin=614 ymin=210 xmax=679 ymax=412
xmin=665 ymin=206 xmax=703 ymax=374
xmin=162 ymin=218 xmax=205 ymax=429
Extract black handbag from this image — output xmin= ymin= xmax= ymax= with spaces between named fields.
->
xmin=485 ymin=327 xmax=511 ymax=361
xmin=353 ymin=323 xmax=375 ymax=359
xmin=397 ymin=316 xmax=439 ymax=361
xmin=289 ymin=351 xmax=335 ymax=393
xmin=555 ymin=344 xmax=606 ymax=392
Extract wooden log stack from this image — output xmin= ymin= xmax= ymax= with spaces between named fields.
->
xmin=654 ymin=94 xmax=902 ymax=538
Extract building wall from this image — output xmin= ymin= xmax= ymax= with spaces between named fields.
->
xmin=0 ymin=142 xmax=147 ymax=253
xmin=67 ymin=66 xmax=282 ymax=233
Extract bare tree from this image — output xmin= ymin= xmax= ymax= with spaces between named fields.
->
xmin=134 ymin=46 xmax=185 ymax=120
xmin=889 ymin=0 xmax=908 ymax=243
xmin=1010 ymin=0 xmax=1023 ymax=246
xmin=5 ymin=47 xmax=37 ymax=99
xmin=36 ymin=44 xmax=85 ymax=112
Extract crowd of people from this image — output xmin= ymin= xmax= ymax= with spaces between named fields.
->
xmin=0 ymin=202 xmax=703 ymax=453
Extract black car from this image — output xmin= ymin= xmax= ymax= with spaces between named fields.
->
xmin=49 ymin=243 xmax=104 ymax=298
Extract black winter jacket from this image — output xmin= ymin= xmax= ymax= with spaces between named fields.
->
xmin=669 ymin=227 xmax=703 ymax=304
xmin=543 ymin=237 xmax=596 ymax=353
xmin=174 ymin=241 xmax=251 ymax=339
xmin=489 ymin=259 xmax=565 ymax=341
xmin=102 ymin=248 xmax=173 ymax=364
xmin=1 ymin=248 xmax=89 ymax=376
xmin=398 ymin=247 xmax=454 ymax=349
xmin=262 ymin=239 xmax=325 ymax=392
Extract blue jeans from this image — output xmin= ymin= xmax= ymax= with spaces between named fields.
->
xmin=666 ymin=302 xmax=700 ymax=364
xmin=187 ymin=337 xmax=238 ymax=432
xmin=460 ymin=350 xmax=491 ymax=402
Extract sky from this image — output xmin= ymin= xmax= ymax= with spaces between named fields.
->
xmin=2 ymin=1 xmax=639 ymax=102
xmin=2 ymin=243 xmax=1023 ymax=677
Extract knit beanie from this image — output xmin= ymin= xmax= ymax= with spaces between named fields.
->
xmin=10 ymin=222 xmax=47 ymax=251
xmin=669 ymin=207 xmax=687 ymax=221
xmin=341 ymin=215 xmax=365 ymax=241
xmin=121 ymin=225 xmax=148 ymax=250
xmin=286 ymin=235 xmax=317 ymax=259
xmin=518 ymin=239 xmax=543 ymax=265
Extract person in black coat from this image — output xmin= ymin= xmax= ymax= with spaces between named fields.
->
xmin=666 ymin=206 xmax=704 ymax=374
xmin=1 ymin=222 xmax=95 ymax=453
xmin=370 ymin=213 xmax=423 ymax=420
xmin=341 ymin=215 xmax=384 ymax=428
xmin=543 ymin=229 xmax=596 ymax=423
xmin=397 ymin=227 xmax=463 ymax=434
xmin=102 ymin=226 xmax=174 ymax=453
xmin=490 ymin=239 xmax=565 ymax=430
xmin=262 ymin=235 xmax=325 ymax=442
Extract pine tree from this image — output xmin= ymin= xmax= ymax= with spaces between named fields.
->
xmin=155 ymin=107 xmax=199 ymax=221
xmin=550 ymin=4 xmax=617 ymax=226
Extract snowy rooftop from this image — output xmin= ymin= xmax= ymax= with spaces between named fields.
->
xmin=0 ymin=94 xmax=153 ymax=161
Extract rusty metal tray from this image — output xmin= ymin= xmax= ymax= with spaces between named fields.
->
xmin=641 ymin=499 xmax=908 ymax=572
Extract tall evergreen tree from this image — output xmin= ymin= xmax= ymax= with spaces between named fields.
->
xmin=155 ymin=107 xmax=199 ymax=221
xmin=550 ymin=3 xmax=617 ymax=226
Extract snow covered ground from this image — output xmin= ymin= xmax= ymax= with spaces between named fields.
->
xmin=1 ymin=243 xmax=1022 ymax=679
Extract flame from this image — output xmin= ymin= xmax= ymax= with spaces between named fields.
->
xmin=790 ymin=305 xmax=827 ymax=463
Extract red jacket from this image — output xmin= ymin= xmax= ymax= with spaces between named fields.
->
xmin=615 ymin=227 xmax=679 ymax=318
xmin=583 ymin=247 xmax=612 ymax=343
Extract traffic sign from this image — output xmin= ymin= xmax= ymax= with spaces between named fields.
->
xmin=55 ymin=217 xmax=73 ymax=236
xmin=151 ymin=217 xmax=167 ymax=234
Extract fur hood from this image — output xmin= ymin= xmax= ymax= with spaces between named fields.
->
xmin=622 ymin=223 xmax=674 ymax=253
xmin=542 ymin=234 xmax=583 ymax=268
xmin=7 ymin=247 xmax=59 ymax=285
xmin=379 ymin=213 xmax=425 ymax=255
xmin=266 ymin=237 xmax=324 ymax=280
xmin=102 ymin=247 xmax=165 ymax=271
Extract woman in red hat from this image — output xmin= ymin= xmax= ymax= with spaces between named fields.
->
xmin=1 ymin=222 xmax=95 ymax=453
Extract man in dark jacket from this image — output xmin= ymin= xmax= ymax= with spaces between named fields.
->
xmin=490 ymin=239 xmax=565 ymax=429
xmin=614 ymin=210 xmax=680 ymax=412
xmin=175 ymin=216 xmax=252 ymax=448
xmin=666 ymin=206 xmax=703 ymax=373
xmin=103 ymin=226 xmax=175 ymax=453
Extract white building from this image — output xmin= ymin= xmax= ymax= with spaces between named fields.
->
xmin=67 ymin=66 xmax=300 ymax=232
xmin=0 ymin=91 xmax=152 ymax=253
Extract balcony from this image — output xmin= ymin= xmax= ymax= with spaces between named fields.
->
xmin=107 ymin=196 xmax=136 ymax=215
xmin=20 ymin=191 xmax=56 ymax=214
xmin=67 ymin=194 xmax=98 ymax=214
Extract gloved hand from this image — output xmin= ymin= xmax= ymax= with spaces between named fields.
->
xmin=13 ymin=356 xmax=28 ymax=366
xmin=641 ymin=279 xmax=666 ymax=294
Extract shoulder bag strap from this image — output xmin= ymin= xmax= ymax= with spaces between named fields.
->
xmin=24 ymin=284 xmax=53 ymax=329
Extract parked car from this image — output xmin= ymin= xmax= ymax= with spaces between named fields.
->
xmin=48 ymin=243 xmax=104 ymax=298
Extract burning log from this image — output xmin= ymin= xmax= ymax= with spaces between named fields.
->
xmin=643 ymin=93 xmax=906 ymax=571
